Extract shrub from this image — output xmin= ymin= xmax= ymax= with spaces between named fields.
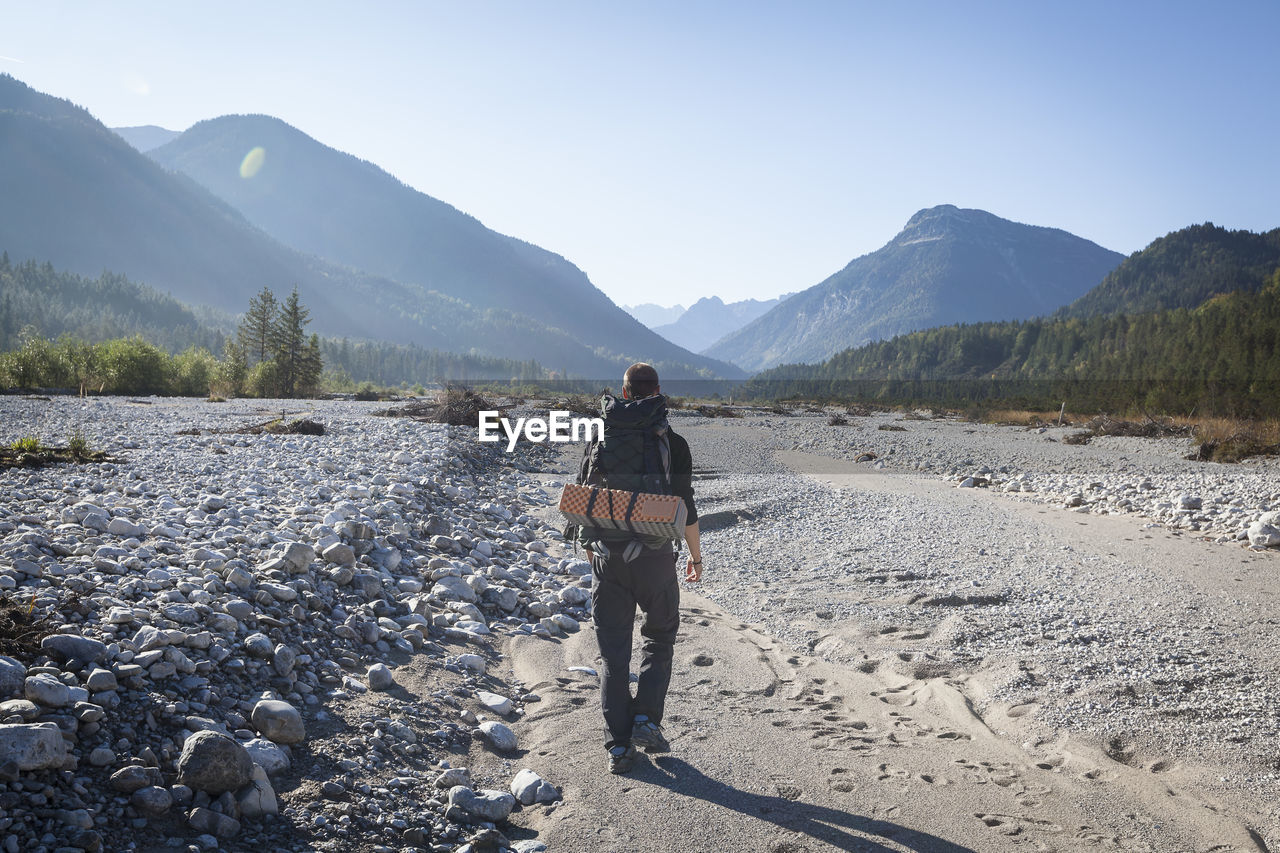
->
xmin=99 ymin=336 xmax=170 ymax=395
xmin=67 ymin=430 xmax=89 ymax=459
xmin=246 ymin=359 xmax=281 ymax=398
xmin=171 ymin=346 xmax=219 ymax=397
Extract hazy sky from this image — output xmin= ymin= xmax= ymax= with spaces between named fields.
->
xmin=3 ymin=2 xmax=1277 ymax=307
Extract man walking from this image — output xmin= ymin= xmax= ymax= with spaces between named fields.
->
xmin=576 ymin=362 xmax=702 ymax=774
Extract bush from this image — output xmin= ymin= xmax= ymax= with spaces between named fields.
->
xmin=171 ymin=346 xmax=219 ymax=397
xmin=99 ymin=336 xmax=170 ymax=395
xmin=246 ymin=359 xmax=281 ymax=398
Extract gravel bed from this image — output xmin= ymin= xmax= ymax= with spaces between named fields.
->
xmin=1 ymin=396 xmax=581 ymax=853
xmin=4 ymin=397 xmax=1279 ymax=851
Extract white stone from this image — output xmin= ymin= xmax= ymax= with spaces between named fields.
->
xmin=510 ymin=768 xmax=559 ymax=805
xmin=477 ymin=690 xmax=513 ymax=715
xmin=477 ymin=721 xmax=517 ymax=752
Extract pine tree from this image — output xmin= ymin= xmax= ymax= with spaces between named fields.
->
xmin=274 ymin=286 xmax=311 ymax=398
xmin=298 ymin=333 xmax=323 ymax=397
xmin=238 ymin=286 xmax=277 ymax=366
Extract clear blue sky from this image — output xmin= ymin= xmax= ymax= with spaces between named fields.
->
xmin=3 ymin=1 xmax=1277 ymax=308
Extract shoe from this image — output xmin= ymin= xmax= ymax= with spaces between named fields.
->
xmin=608 ymin=744 xmax=637 ymax=774
xmin=630 ymin=716 xmax=669 ymax=753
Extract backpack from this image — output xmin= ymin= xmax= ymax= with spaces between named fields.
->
xmin=572 ymin=393 xmax=679 ymax=555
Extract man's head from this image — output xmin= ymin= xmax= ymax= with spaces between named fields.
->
xmin=622 ymin=362 xmax=660 ymax=399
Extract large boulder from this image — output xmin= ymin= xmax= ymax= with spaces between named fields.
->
xmin=0 ymin=723 xmax=69 ymax=770
xmin=447 ymin=786 xmax=515 ymax=823
xmin=175 ymin=731 xmax=254 ymax=794
xmin=510 ymin=769 xmax=559 ymax=805
xmin=40 ymin=634 xmax=109 ymax=664
xmin=1248 ymin=519 xmax=1280 ymax=548
xmin=251 ymin=699 xmax=306 ymax=744
xmin=476 ymin=721 xmax=517 ymax=752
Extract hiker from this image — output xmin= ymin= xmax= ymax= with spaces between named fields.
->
xmin=576 ymin=362 xmax=702 ymax=774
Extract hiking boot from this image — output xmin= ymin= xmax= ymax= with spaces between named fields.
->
xmin=608 ymin=744 xmax=637 ymax=774
xmin=630 ymin=717 xmax=669 ymax=753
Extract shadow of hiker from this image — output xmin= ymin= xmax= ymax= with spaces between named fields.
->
xmin=637 ymin=755 xmax=979 ymax=853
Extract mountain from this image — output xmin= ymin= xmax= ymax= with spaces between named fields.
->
xmin=0 ymin=75 xmax=735 ymax=378
xmin=1055 ymin=223 xmax=1280 ymax=319
xmin=653 ymin=294 xmax=789 ymax=353
xmin=705 ymin=205 xmax=1124 ymax=372
xmin=0 ymin=254 xmax=229 ymax=356
xmin=0 ymin=255 xmax=546 ymax=387
xmin=746 ymin=229 xmax=1280 ymax=418
xmin=624 ymin=303 xmax=686 ymax=327
xmin=113 ymin=125 xmax=182 ymax=152
xmin=147 ymin=114 xmax=742 ymax=379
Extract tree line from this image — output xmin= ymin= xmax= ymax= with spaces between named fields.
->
xmin=0 ymin=285 xmax=321 ymax=398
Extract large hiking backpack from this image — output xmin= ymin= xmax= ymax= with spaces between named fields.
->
xmin=575 ymin=393 xmax=677 ymax=550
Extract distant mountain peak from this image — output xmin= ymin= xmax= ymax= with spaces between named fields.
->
xmin=706 ymin=207 xmax=1124 ymax=371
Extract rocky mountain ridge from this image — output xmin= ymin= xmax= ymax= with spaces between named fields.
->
xmin=706 ymin=204 xmax=1124 ymax=371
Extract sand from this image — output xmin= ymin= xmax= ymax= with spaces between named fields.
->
xmin=459 ymin=419 xmax=1275 ymax=853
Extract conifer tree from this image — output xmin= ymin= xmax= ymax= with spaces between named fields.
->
xmin=274 ymin=286 xmax=312 ymax=398
xmin=238 ymin=286 xmax=277 ymax=366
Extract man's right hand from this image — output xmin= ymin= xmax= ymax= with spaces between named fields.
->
xmin=684 ymin=557 xmax=702 ymax=582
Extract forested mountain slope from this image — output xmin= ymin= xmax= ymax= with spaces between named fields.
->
xmin=1057 ymin=223 xmax=1280 ymax=319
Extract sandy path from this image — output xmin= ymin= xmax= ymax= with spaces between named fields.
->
xmin=474 ymin=582 xmax=1262 ymax=853
xmin=462 ymin=434 xmax=1275 ymax=853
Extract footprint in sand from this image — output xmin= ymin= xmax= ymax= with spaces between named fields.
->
xmin=870 ymin=686 xmax=917 ymax=707
xmin=1072 ymin=828 xmax=1156 ymax=851
xmin=1007 ymin=701 xmax=1038 ymax=719
xmin=975 ymin=813 xmax=1065 ymax=836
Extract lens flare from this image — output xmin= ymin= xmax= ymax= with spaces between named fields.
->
xmin=240 ymin=147 xmax=266 ymax=179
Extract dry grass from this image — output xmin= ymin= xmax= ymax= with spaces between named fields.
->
xmin=977 ymin=408 xmax=1072 ymax=427
xmin=1185 ymin=417 xmax=1280 ymax=463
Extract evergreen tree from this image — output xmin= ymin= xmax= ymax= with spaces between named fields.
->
xmin=274 ymin=286 xmax=312 ymax=398
xmin=299 ymin=333 xmax=323 ymax=397
xmin=238 ymin=286 xmax=277 ymax=366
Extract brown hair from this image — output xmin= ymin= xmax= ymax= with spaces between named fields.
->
xmin=623 ymin=362 xmax=660 ymax=399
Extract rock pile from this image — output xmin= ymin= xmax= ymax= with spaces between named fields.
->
xmin=0 ymin=397 xmax=581 ymax=853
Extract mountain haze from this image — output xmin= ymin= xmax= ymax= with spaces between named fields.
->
xmin=706 ymin=205 xmax=1124 ymax=371
xmin=113 ymin=125 xmax=182 ymax=152
xmin=0 ymin=76 xmax=735 ymax=378
xmin=653 ymin=294 xmax=789 ymax=353
xmin=623 ymin=303 xmax=686 ymax=327
xmin=148 ymin=114 xmax=741 ymax=379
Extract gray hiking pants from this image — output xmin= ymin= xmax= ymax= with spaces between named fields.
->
xmin=589 ymin=542 xmax=679 ymax=750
